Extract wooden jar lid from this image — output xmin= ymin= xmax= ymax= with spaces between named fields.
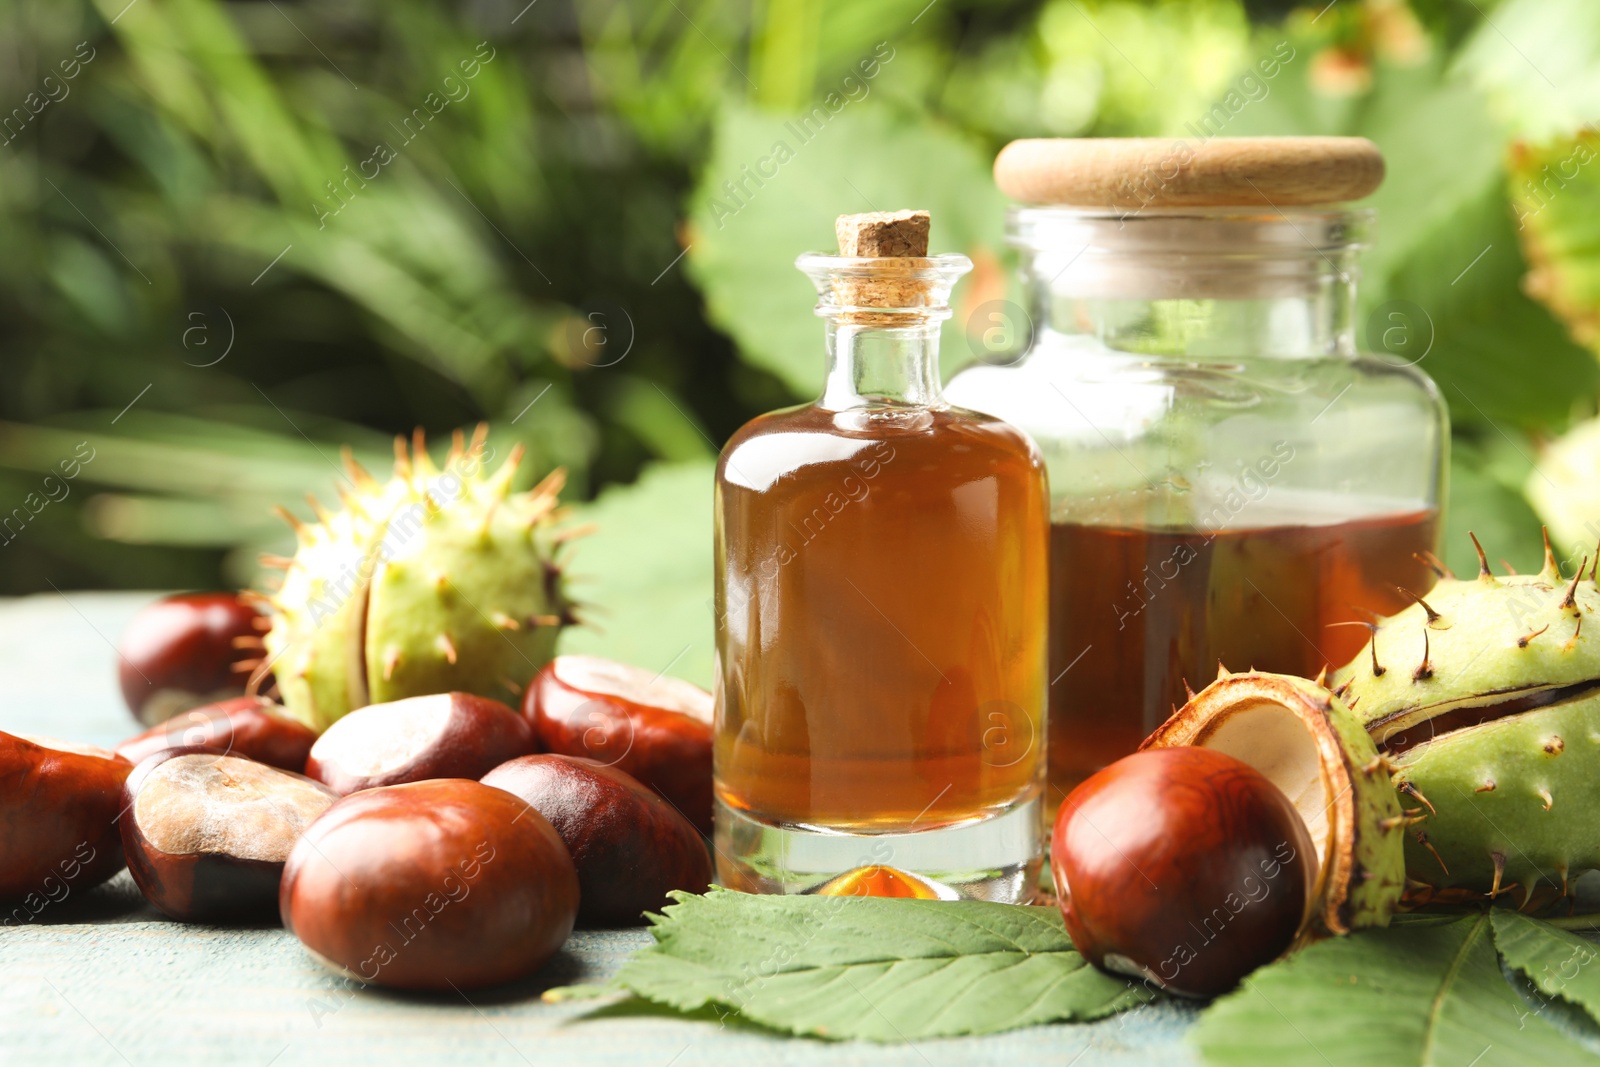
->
xmin=993 ymin=137 xmax=1384 ymax=209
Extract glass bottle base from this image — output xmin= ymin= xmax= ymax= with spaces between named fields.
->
xmin=713 ymin=791 xmax=1044 ymax=903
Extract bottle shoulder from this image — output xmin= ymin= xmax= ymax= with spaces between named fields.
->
xmin=718 ymin=404 xmax=1041 ymax=494
xmin=1348 ymin=355 xmax=1447 ymax=408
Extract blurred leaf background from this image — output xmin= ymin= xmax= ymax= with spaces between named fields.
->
xmin=6 ymin=0 xmax=1600 ymax=685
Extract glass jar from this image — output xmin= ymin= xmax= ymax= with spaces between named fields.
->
xmin=714 ymin=214 xmax=1048 ymax=902
xmin=946 ymin=145 xmax=1448 ymax=805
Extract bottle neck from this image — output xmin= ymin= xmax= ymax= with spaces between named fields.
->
xmin=797 ymin=250 xmax=970 ymax=409
xmin=820 ymin=320 xmax=946 ymax=410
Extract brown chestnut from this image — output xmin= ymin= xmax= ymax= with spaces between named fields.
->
xmin=481 ymin=754 xmax=711 ymax=926
xmin=1051 ymin=747 xmax=1314 ymax=998
xmin=305 ymin=692 xmax=534 ymax=796
xmin=0 ymin=732 xmax=131 ymax=917
xmin=116 ymin=696 xmax=318 ymax=773
xmin=117 ymin=592 xmax=269 ymax=725
xmin=280 ymin=779 xmax=578 ymax=990
xmin=121 ymin=749 xmax=338 ymax=923
xmin=524 ymin=655 xmax=712 ymax=835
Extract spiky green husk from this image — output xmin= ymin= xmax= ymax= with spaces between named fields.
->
xmin=1329 ymin=549 xmax=1600 ymax=736
xmin=1313 ymin=679 xmax=1410 ymax=932
xmin=261 ymin=428 xmax=575 ymax=733
xmin=1331 ymin=534 xmax=1600 ymax=899
xmin=1145 ymin=671 xmax=1406 ymax=937
xmin=1390 ymin=695 xmax=1600 ymax=896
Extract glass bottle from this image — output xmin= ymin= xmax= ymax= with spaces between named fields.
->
xmin=946 ymin=138 xmax=1447 ymax=806
xmin=714 ymin=211 xmax=1048 ymax=903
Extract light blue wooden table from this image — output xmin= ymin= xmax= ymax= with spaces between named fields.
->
xmin=0 ymin=592 xmax=1202 ymax=1066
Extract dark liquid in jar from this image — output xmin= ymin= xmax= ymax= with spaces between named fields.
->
xmin=1047 ymin=508 xmax=1439 ymax=799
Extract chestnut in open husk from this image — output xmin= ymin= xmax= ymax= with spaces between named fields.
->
xmin=280 ymin=779 xmax=578 ymax=991
xmin=117 ymin=592 xmax=270 ymax=726
xmin=0 ymin=732 xmax=131 ymax=912
xmin=1051 ymin=747 xmax=1314 ymax=998
xmin=481 ymin=754 xmax=711 ymax=926
xmin=116 ymin=696 xmax=318 ymax=773
xmin=305 ymin=692 xmax=535 ymax=795
xmin=120 ymin=749 xmax=337 ymax=923
xmin=524 ymin=655 xmax=713 ymax=835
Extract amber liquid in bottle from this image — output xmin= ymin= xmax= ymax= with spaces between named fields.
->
xmin=716 ymin=406 xmax=1048 ymax=831
xmin=1046 ymin=507 xmax=1438 ymax=796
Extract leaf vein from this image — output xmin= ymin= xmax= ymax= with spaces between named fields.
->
xmin=1420 ymin=912 xmax=1490 ymax=1067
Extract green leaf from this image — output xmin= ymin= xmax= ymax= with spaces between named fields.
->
xmin=1221 ymin=42 xmax=1595 ymax=429
xmin=1382 ymin=176 xmax=1599 ymax=432
xmin=1194 ymin=914 xmax=1600 ymax=1067
xmin=593 ymin=888 xmax=1150 ymax=1041
xmin=1524 ymin=413 xmax=1600 ymax=564
xmin=687 ymin=101 xmax=1007 ymax=397
xmin=1454 ymin=0 xmax=1600 ymax=143
xmin=750 ymin=0 xmax=934 ymax=112
xmin=560 ymin=461 xmax=715 ymax=689
xmin=600 ymin=376 xmax=717 ymax=464
xmin=1491 ymin=910 xmax=1600 ymax=1026
xmin=1510 ymin=133 xmax=1600 ymax=353
xmin=1221 ymin=45 xmax=1505 ymax=290
xmin=1345 ymin=64 xmax=1505 ymax=288
xmin=1445 ymin=439 xmax=1547 ymax=578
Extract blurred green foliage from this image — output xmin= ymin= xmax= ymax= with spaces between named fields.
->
xmin=6 ymin=0 xmax=1600 ymax=683
xmin=0 ymin=0 xmax=758 ymax=593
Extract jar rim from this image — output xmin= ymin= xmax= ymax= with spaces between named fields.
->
xmin=1006 ymin=206 xmax=1370 ymax=299
xmin=1007 ymin=204 xmax=1373 ymax=251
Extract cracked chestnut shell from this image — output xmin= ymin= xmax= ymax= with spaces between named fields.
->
xmin=121 ymin=749 xmax=338 ymax=923
xmin=1051 ymin=747 xmax=1314 ymax=998
xmin=280 ymin=779 xmax=578 ymax=991
xmin=0 ymin=732 xmax=131 ymax=910
xmin=116 ymin=696 xmax=318 ymax=773
xmin=481 ymin=754 xmax=711 ymax=926
xmin=117 ymin=592 xmax=268 ymax=726
xmin=305 ymin=692 xmax=535 ymax=795
xmin=524 ymin=656 xmax=713 ymax=835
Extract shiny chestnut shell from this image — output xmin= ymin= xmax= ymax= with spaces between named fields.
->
xmin=481 ymin=754 xmax=711 ymax=926
xmin=0 ymin=733 xmax=131 ymax=911
xmin=524 ymin=656 xmax=712 ymax=835
xmin=117 ymin=592 xmax=267 ymax=725
xmin=305 ymin=692 xmax=535 ymax=795
xmin=1051 ymin=747 xmax=1314 ymax=998
xmin=116 ymin=696 xmax=317 ymax=773
xmin=280 ymin=779 xmax=579 ymax=990
xmin=120 ymin=749 xmax=337 ymax=923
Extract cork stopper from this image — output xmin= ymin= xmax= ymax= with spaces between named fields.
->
xmin=994 ymin=137 xmax=1384 ymax=209
xmin=832 ymin=210 xmax=933 ymax=321
xmin=835 ymin=210 xmax=930 ymax=258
